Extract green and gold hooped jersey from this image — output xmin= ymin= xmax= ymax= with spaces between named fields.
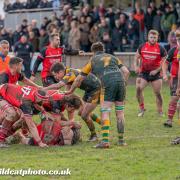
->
xmin=62 ymin=68 xmax=80 ymax=84
xmin=81 ymin=52 xmax=124 ymax=84
xmin=62 ymin=68 xmax=101 ymax=91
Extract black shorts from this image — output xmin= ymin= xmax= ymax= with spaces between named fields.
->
xmin=83 ymin=88 xmax=100 ymax=104
xmin=138 ymin=72 xmax=162 ymax=82
xmin=42 ymin=76 xmax=57 ymax=87
xmin=100 ymin=81 xmax=126 ymax=102
xmin=170 ymin=77 xmax=178 ymax=96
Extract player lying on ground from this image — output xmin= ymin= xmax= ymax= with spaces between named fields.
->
xmin=162 ymin=30 xmax=180 ymax=127
xmin=134 ymin=29 xmax=167 ymax=117
xmin=0 ymin=57 xmax=40 ymax=88
xmin=43 ymin=62 xmax=101 ymax=141
xmin=7 ymin=118 xmax=82 ymax=146
xmin=0 ymin=84 xmax=50 ymax=148
xmin=66 ymin=42 xmax=127 ymax=148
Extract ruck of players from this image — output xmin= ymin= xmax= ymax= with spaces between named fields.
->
xmin=1 ymin=29 xmax=180 ymax=149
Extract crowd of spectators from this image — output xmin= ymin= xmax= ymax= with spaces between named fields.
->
xmin=0 ymin=0 xmax=180 ymax=53
xmin=3 ymin=0 xmax=80 ymax=11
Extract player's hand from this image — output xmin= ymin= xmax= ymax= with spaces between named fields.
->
xmin=38 ymin=141 xmax=48 ymax=148
xmin=30 ymin=76 xmax=35 ymax=82
xmin=149 ymin=70 xmax=158 ymax=76
xmin=163 ymin=74 xmax=168 ymax=82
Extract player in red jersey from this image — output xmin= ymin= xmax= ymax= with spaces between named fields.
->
xmin=162 ymin=30 xmax=180 ymax=127
xmin=0 ymin=57 xmax=40 ymax=88
xmin=30 ymin=33 xmax=83 ymax=87
xmin=134 ymin=30 xmax=167 ymax=117
xmin=39 ymin=91 xmax=83 ymax=122
xmin=10 ymin=119 xmax=81 ymax=146
xmin=0 ymin=83 xmax=49 ymax=147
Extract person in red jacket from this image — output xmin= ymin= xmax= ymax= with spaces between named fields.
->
xmin=134 ymin=30 xmax=167 ymax=117
xmin=30 ymin=33 xmax=82 ymax=87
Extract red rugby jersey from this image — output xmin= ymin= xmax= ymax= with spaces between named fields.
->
xmin=42 ymin=90 xmax=65 ymax=113
xmin=166 ymin=47 xmax=179 ymax=78
xmin=0 ymin=68 xmax=24 ymax=85
xmin=0 ymin=84 xmax=36 ymax=107
xmin=138 ymin=42 xmax=167 ymax=72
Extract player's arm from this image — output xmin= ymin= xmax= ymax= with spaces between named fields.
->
xmin=117 ymin=59 xmax=130 ymax=82
xmin=162 ymin=47 xmax=175 ymax=81
xmin=64 ymin=47 xmax=84 ymax=56
xmin=22 ymin=76 xmax=41 ymax=88
xmin=134 ymin=44 xmax=144 ymax=73
xmin=30 ymin=47 xmax=46 ymax=81
xmin=65 ymin=61 xmax=92 ymax=94
xmin=21 ymin=104 xmax=48 ymax=147
xmin=43 ymin=81 xmax=66 ymax=90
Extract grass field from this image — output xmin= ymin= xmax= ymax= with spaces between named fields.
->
xmin=1 ymin=79 xmax=180 ymax=180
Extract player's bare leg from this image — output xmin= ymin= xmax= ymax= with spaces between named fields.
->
xmin=95 ymin=101 xmax=113 ymax=148
xmin=79 ymin=103 xmax=98 ymax=141
xmin=151 ymin=79 xmax=163 ymax=116
xmin=164 ymin=96 xmax=179 ymax=127
xmin=115 ymin=101 xmax=127 ymax=146
xmin=136 ymin=78 xmax=148 ymax=117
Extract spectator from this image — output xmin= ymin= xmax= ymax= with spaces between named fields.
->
xmin=161 ymin=5 xmax=176 ymax=41
xmin=112 ymin=19 xmax=123 ymax=52
xmin=41 ymin=17 xmax=51 ymax=30
xmin=68 ymin=20 xmax=80 ymax=49
xmin=29 ymin=31 xmax=39 ymax=52
xmin=175 ymin=3 xmax=180 ymax=26
xmin=3 ymin=0 xmax=12 ymax=12
xmin=98 ymin=18 xmax=110 ymax=41
xmin=105 ymin=6 xmax=115 ymax=29
xmin=86 ymin=16 xmax=93 ymax=29
xmin=21 ymin=19 xmax=28 ymax=32
xmin=102 ymin=32 xmax=113 ymax=54
xmin=134 ymin=6 xmax=145 ymax=43
xmin=0 ymin=15 xmax=4 ymax=29
xmin=12 ymin=0 xmax=23 ymax=10
xmin=39 ymin=28 xmax=49 ymax=50
xmin=127 ymin=11 xmax=139 ymax=52
xmin=152 ymin=9 xmax=162 ymax=40
xmin=12 ymin=25 xmax=23 ymax=47
xmin=79 ymin=16 xmax=90 ymax=52
xmin=14 ymin=35 xmax=34 ymax=78
xmin=144 ymin=7 xmax=153 ymax=34
xmin=0 ymin=29 xmax=11 ymax=45
xmin=60 ymin=23 xmax=70 ymax=48
xmin=39 ymin=0 xmax=51 ymax=8
xmin=149 ymin=1 xmax=157 ymax=17
xmin=159 ymin=0 xmax=167 ymax=12
xmin=31 ymin=19 xmax=40 ymax=37
xmin=89 ymin=23 xmax=99 ymax=44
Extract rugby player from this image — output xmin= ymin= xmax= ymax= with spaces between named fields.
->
xmin=134 ymin=30 xmax=167 ymax=117
xmin=0 ymin=57 xmax=40 ymax=88
xmin=42 ymin=62 xmax=101 ymax=141
xmin=12 ymin=119 xmax=81 ymax=146
xmin=30 ymin=33 xmax=83 ymax=87
xmin=0 ymin=83 xmax=49 ymax=147
xmin=65 ymin=42 xmax=127 ymax=148
xmin=162 ymin=30 xmax=180 ymax=127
